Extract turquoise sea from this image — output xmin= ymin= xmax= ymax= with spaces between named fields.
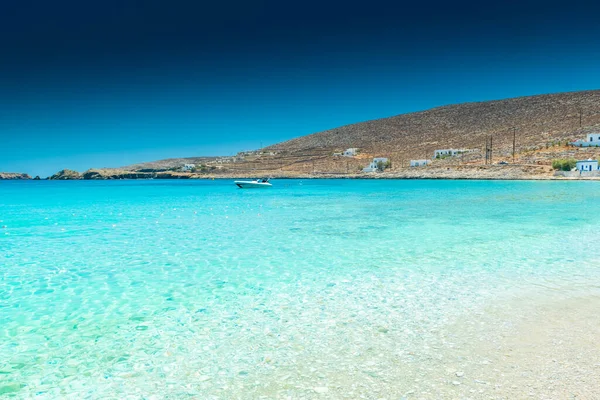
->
xmin=1 ymin=179 xmax=600 ymax=398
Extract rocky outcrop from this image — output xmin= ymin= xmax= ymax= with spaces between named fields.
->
xmin=45 ymin=168 xmax=201 ymax=180
xmin=82 ymin=169 xmax=152 ymax=179
xmin=49 ymin=169 xmax=82 ymax=180
xmin=80 ymin=169 xmax=193 ymax=180
xmin=154 ymin=172 xmax=192 ymax=179
xmin=0 ymin=172 xmax=31 ymax=180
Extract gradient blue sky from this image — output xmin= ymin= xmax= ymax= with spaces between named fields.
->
xmin=2 ymin=0 xmax=600 ymax=177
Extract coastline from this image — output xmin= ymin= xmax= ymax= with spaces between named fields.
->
xmin=8 ymin=168 xmax=600 ymax=181
xmin=6 ymin=161 xmax=600 ymax=181
xmin=8 ymin=175 xmax=600 ymax=181
xmin=0 ymin=172 xmax=31 ymax=180
xmin=8 ymin=176 xmax=600 ymax=181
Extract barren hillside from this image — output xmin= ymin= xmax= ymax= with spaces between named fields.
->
xmin=265 ymin=90 xmax=600 ymax=160
xmin=46 ymin=90 xmax=600 ymax=179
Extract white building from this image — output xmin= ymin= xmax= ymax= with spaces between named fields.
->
xmin=363 ymin=157 xmax=389 ymax=172
xmin=343 ymin=148 xmax=359 ymax=157
xmin=410 ymin=159 xmax=430 ymax=167
xmin=182 ymin=164 xmax=196 ymax=172
xmin=571 ymin=133 xmax=600 ymax=147
xmin=433 ymin=148 xmax=474 ymax=159
xmin=576 ymin=159 xmax=599 ymax=172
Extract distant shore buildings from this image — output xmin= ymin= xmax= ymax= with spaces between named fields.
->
xmin=576 ymin=159 xmax=599 ymax=172
xmin=333 ymin=148 xmax=359 ymax=157
xmin=410 ymin=159 xmax=430 ymax=167
xmin=182 ymin=164 xmax=196 ymax=172
xmin=571 ymin=133 xmax=600 ymax=147
xmin=363 ymin=157 xmax=389 ymax=172
xmin=433 ymin=149 xmax=475 ymax=159
xmin=343 ymin=148 xmax=358 ymax=157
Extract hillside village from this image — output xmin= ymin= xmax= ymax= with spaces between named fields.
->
xmin=3 ymin=90 xmax=600 ymax=180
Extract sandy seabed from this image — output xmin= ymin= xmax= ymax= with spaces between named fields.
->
xmin=395 ymin=291 xmax=600 ymax=400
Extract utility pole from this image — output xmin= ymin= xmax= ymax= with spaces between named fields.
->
xmin=489 ymin=135 xmax=493 ymax=165
xmin=484 ymin=138 xmax=487 ymax=165
xmin=512 ymin=127 xmax=516 ymax=164
xmin=485 ymin=137 xmax=489 ymax=165
xmin=484 ymin=135 xmax=493 ymax=165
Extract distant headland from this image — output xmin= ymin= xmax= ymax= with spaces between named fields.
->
xmin=0 ymin=172 xmax=32 ymax=180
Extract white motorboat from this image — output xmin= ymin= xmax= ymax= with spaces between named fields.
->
xmin=234 ymin=178 xmax=272 ymax=188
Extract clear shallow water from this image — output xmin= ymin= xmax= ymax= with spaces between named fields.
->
xmin=1 ymin=179 xmax=599 ymax=398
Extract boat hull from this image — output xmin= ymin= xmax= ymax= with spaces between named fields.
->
xmin=234 ymin=181 xmax=272 ymax=189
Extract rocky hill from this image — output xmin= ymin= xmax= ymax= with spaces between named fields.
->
xmin=0 ymin=172 xmax=31 ymax=180
xmin=49 ymin=169 xmax=82 ymax=180
xmin=126 ymin=90 xmax=600 ymax=176
xmin=264 ymin=89 xmax=600 ymax=161
xmin=45 ymin=89 xmax=600 ymax=180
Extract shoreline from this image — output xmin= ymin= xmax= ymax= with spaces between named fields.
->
xmin=5 ymin=164 xmax=600 ymax=181
xmin=5 ymin=175 xmax=600 ymax=181
xmin=415 ymin=289 xmax=600 ymax=399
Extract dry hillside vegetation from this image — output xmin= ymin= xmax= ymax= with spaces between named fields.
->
xmin=42 ymin=90 xmax=600 ymax=179
xmin=265 ymin=90 xmax=600 ymax=162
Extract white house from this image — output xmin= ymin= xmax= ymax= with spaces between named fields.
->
xmin=343 ymin=148 xmax=359 ymax=157
xmin=363 ymin=157 xmax=389 ymax=172
xmin=433 ymin=148 xmax=474 ymax=159
xmin=571 ymin=133 xmax=600 ymax=147
xmin=576 ymin=159 xmax=599 ymax=172
xmin=410 ymin=159 xmax=430 ymax=167
xmin=433 ymin=149 xmax=462 ymax=159
xmin=182 ymin=164 xmax=196 ymax=172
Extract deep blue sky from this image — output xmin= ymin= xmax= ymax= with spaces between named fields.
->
xmin=2 ymin=0 xmax=600 ymax=177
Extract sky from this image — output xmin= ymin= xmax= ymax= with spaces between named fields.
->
xmin=2 ymin=0 xmax=600 ymax=177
